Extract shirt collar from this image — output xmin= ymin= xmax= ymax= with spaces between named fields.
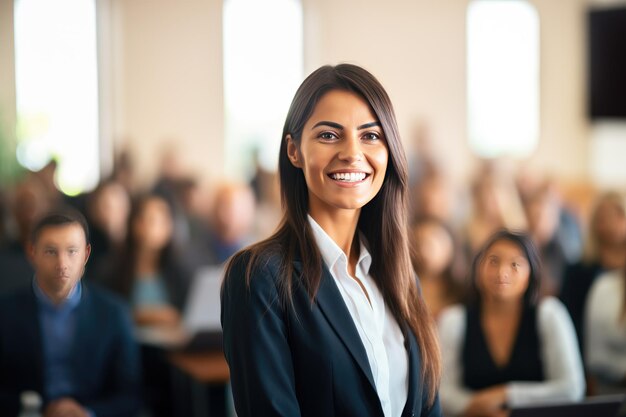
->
xmin=33 ymin=277 xmax=82 ymax=312
xmin=307 ymin=215 xmax=372 ymax=274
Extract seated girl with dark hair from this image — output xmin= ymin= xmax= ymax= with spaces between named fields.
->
xmin=438 ymin=230 xmax=585 ymax=417
xmin=108 ymin=193 xmax=191 ymax=326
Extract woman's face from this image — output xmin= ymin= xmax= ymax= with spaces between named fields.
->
xmin=413 ymin=221 xmax=454 ymax=276
xmin=287 ymin=90 xmax=388 ymax=218
xmin=133 ymin=197 xmax=173 ymax=251
xmin=478 ymin=239 xmax=530 ymax=303
xmin=593 ymin=199 xmax=626 ymax=246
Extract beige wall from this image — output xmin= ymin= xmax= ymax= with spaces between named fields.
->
xmin=3 ymin=0 xmax=624 ymax=189
xmin=106 ymin=0 xmax=224 ymax=189
xmin=528 ymin=0 xmax=589 ymax=180
xmin=110 ymin=0 xmax=597 ymax=186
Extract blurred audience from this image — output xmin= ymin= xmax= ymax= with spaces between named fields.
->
xmin=410 ymin=161 xmax=458 ymax=225
xmin=111 ymin=149 xmax=136 ymax=193
xmin=29 ymin=160 xmax=63 ymax=208
xmin=584 ymin=262 xmax=626 ymax=395
xmin=523 ymin=182 xmax=572 ymax=296
xmin=464 ymin=162 xmax=527 ymax=256
xmin=516 ymin=171 xmax=584 ymax=266
xmin=0 ymin=209 xmax=141 ymax=417
xmin=106 ymin=194 xmax=191 ymax=327
xmin=151 ymin=146 xmax=197 ymax=250
xmin=0 ymin=179 xmax=52 ymax=294
xmin=102 ymin=193 xmax=194 ymax=417
xmin=251 ymin=171 xmax=282 ymax=241
xmin=1 ymin=144 xmax=622 ymax=416
xmin=0 ymin=189 xmax=8 ymax=246
xmin=410 ymin=216 xmax=466 ymax=319
xmin=85 ymin=179 xmax=131 ymax=282
xmin=560 ymin=192 xmax=626 ymax=364
xmin=439 ymin=230 xmax=584 ymax=417
xmin=204 ymin=182 xmax=257 ymax=264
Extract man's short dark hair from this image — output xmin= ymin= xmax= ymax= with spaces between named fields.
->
xmin=30 ymin=208 xmax=90 ymax=245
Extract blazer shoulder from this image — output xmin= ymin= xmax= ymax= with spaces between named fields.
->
xmin=221 ymin=247 xmax=291 ymax=316
xmin=0 ymin=286 xmax=34 ymax=312
xmin=226 ymin=247 xmax=284 ymax=283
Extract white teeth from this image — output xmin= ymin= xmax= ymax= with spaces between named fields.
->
xmin=330 ymin=172 xmax=367 ymax=182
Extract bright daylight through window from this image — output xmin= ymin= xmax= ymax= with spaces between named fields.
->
xmin=223 ymin=0 xmax=303 ymax=178
xmin=14 ymin=0 xmax=99 ymax=195
xmin=467 ymin=0 xmax=539 ymax=158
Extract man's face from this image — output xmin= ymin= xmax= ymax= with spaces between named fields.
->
xmin=30 ymin=223 xmax=91 ymax=302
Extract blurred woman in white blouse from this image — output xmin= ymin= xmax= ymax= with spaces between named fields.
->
xmin=439 ymin=230 xmax=585 ymax=417
xmin=585 ymin=267 xmax=626 ymax=394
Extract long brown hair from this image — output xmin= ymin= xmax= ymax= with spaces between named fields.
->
xmin=225 ymin=64 xmax=441 ymax=403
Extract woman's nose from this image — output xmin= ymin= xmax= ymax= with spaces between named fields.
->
xmin=498 ymin=264 xmax=510 ymax=278
xmin=337 ymin=134 xmax=363 ymax=163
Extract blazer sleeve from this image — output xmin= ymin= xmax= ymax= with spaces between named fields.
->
xmin=437 ymin=305 xmax=474 ymax=417
xmin=506 ymin=297 xmax=585 ymax=406
xmin=221 ymin=254 xmax=301 ymax=417
xmin=83 ymin=300 xmax=142 ymax=417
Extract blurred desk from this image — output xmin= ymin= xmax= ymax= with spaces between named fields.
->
xmin=135 ymin=324 xmax=231 ymax=416
xmin=169 ymin=350 xmax=229 ymax=383
xmin=168 ymin=350 xmax=231 ymax=417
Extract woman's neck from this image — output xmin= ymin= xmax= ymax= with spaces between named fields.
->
xmin=418 ymin=271 xmax=442 ymax=282
xmin=481 ymin=296 xmax=523 ymax=317
xmin=310 ymin=208 xmax=360 ymax=274
xmin=135 ymin=247 xmax=161 ymax=276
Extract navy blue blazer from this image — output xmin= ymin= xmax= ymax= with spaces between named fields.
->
xmin=0 ymin=283 xmax=142 ymax=417
xmin=221 ymin=252 xmax=442 ymax=417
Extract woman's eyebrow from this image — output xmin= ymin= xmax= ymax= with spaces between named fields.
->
xmin=311 ymin=120 xmax=381 ymax=130
xmin=357 ymin=121 xmax=381 ymax=130
xmin=312 ymin=121 xmax=343 ymax=130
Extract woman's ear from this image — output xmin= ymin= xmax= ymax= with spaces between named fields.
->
xmin=286 ymin=135 xmax=302 ymax=168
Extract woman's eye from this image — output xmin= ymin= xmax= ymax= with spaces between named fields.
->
xmin=363 ymin=132 xmax=380 ymax=141
xmin=319 ymin=132 xmax=338 ymax=141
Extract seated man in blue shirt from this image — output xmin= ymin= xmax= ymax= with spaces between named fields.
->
xmin=0 ymin=209 xmax=141 ymax=417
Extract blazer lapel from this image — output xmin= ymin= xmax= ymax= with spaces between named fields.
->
xmin=305 ymin=262 xmax=377 ymax=391
xmin=402 ymin=326 xmax=420 ymax=416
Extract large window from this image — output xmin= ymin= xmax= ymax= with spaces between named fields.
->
xmin=223 ymin=0 xmax=303 ymax=178
xmin=467 ymin=0 xmax=539 ymax=158
xmin=14 ymin=0 xmax=99 ymax=195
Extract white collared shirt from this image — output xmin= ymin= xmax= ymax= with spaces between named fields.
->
xmin=308 ymin=215 xmax=408 ymax=417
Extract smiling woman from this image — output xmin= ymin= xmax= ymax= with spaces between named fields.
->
xmin=221 ymin=64 xmax=443 ymax=417
xmin=438 ymin=230 xmax=585 ymax=417
xmin=286 ymin=90 xmax=388 ymax=216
